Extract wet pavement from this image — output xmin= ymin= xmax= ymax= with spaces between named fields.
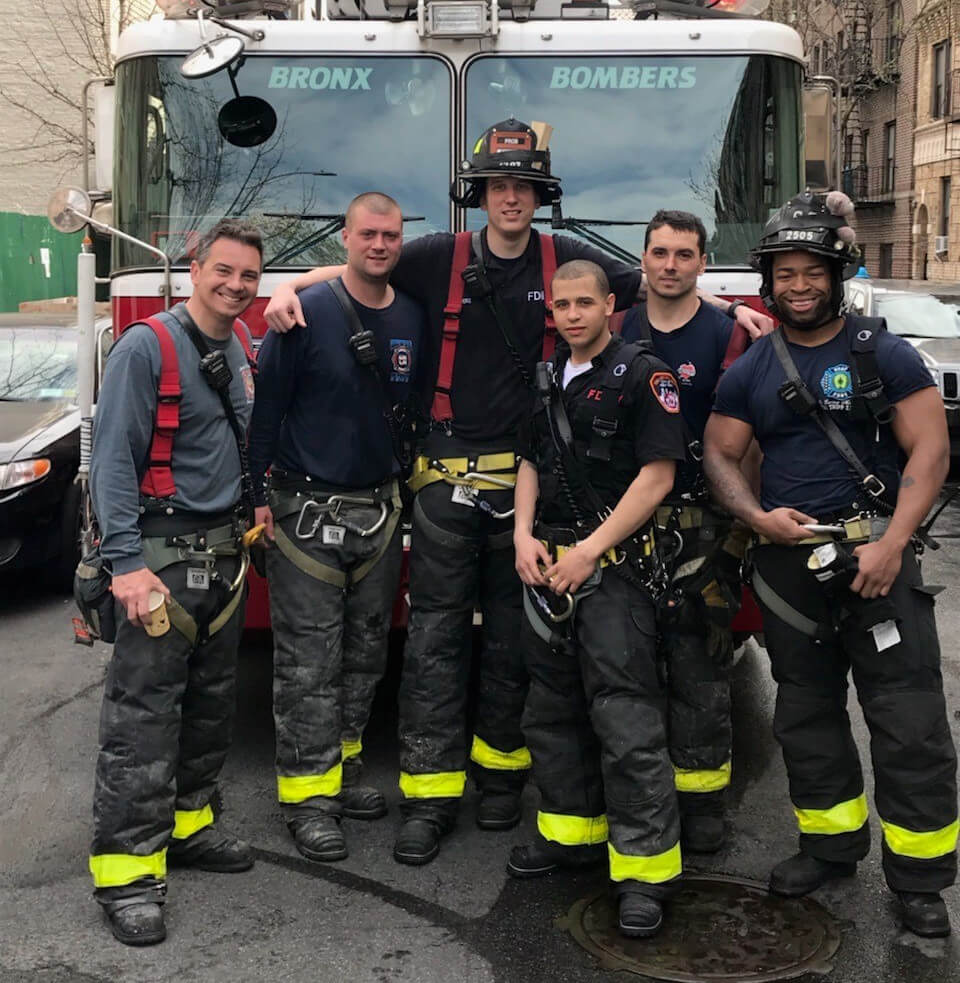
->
xmin=2 ymin=502 xmax=960 ymax=981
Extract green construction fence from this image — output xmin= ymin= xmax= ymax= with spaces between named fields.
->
xmin=0 ymin=212 xmax=82 ymax=311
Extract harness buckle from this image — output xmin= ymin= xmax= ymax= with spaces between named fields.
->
xmin=862 ymin=474 xmax=887 ymax=498
xmin=688 ymin=439 xmax=704 ymax=462
xmin=591 ymin=416 xmax=618 ymax=439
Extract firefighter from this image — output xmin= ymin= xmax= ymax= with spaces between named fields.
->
xmin=249 ymin=193 xmax=426 ymax=862
xmin=88 ymin=221 xmax=262 ymax=946
xmin=704 ymin=191 xmax=958 ymax=938
xmin=511 ymin=259 xmax=685 ymax=938
xmin=263 ymin=119 xmax=769 ymax=866
xmin=620 ymin=210 xmax=753 ymax=853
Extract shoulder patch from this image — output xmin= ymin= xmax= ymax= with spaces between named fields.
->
xmin=649 ymin=371 xmax=681 ymax=414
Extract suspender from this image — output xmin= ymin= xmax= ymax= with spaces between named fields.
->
xmin=431 ymin=231 xmax=560 ymax=422
xmin=139 ymin=316 xmax=182 ymax=499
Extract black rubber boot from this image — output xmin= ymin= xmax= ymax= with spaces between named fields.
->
xmin=289 ymin=815 xmax=348 ymax=862
xmin=898 ymin=892 xmax=951 ymax=938
xmin=768 ymin=853 xmax=857 ymax=897
xmin=338 ymin=757 xmax=388 ymax=820
xmin=476 ymin=791 xmax=522 ymax=831
xmin=97 ymin=881 xmax=167 ymax=947
xmin=506 ymin=838 xmax=606 ymax=879
xmin=678 ymin=791 xmax=726 ymax=854
xmin=394 ymin=818 xmax=442 ymax=866
xmin=167 ymin=826 xmax=254 ymax=873
xmin=618 ymin=892 xmax=664 ymax=939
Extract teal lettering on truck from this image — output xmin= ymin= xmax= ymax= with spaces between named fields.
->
xmin=549 ymin=65 xmax=697 ymax=90
xmin=268 ymin=66 xmax=374 ymax=90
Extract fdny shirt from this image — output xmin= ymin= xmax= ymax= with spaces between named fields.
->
xmin=713 ymin=319 xmax=935 ymax=516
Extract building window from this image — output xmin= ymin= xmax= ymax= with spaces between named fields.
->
xmin=941 ymin=177 xmax=952 ymax=237
xmin=883 ymin=122 xmax=895 ymax=192
xmin=811 ymin=43 xmax=822 ymax=75
xmin=932 ymin=40 xmax=952 ymax=119
xmin=879 ymin=244 xmax=893 ymax=277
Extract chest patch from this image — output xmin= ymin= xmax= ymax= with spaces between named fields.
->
xmin=677 ymin=362 xmax=696 ymax=385
xmin=650 ymin=371 xmax=681 ymax=414
xmin=240 ymin=364 xmax=255 ymax=403
xmin=390 ymin=338 xmax=412 ymax=382
xmin=820 ymin=363 xmax=853 ymax=403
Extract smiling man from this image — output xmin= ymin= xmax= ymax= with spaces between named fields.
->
xmin=704 ymin=191 xmax=958 ymax=938
xmin=88 ymin=220 xmax=262 ymax=946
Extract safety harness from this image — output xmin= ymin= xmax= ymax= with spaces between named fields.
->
xmin=414 ymin=230 xmax=558 ymax=503
xmin=527 ymin=345 xmax=666 ymax=641
xmin=430 ymin=230 xmax=558 ymax=421
xmin=139 ymin=314 xmax=256 ymax=500
xmin=750 ymin=315 xmax=938 ymax=640
xmin=134 ymin=312 xmax=257 ymax=643
xmin=268 ymin=477 xmax=404 ymax=589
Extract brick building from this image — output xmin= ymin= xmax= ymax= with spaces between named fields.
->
xmin=912 ymin=0 xmax=960 ymax=283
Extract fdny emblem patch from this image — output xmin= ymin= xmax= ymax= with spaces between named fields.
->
xmin=820 ymin=363 xmax=852 ymax=401
xmin=650 ymin=371 xmax=681 ymax=414
xmin=677 ymin=362 xmax=696 ymax=384
xmin=240 ymin=364 xmax=255 ymax=403
xmin=390 ymin=338 xmax=412 ymax=382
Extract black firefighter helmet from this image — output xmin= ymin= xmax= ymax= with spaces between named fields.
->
xmin=450 ymin=118 xmax=562 ymax=209
xmin=750 ymin=190 xmax=861 ymax=317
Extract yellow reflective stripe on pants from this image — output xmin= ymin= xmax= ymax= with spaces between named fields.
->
xmin=881 ymin=817 xmax=960 ymax=859
xmin=538 ymin=811 xmax=608 ymax=846
xmin=399 ymin=770 xmax=466 ymax=798
xmin=89 ymin=850 xmax=167 ymax=888
xmin=470 ymin=735 xmax=532 ymax=771
xmin=674 ymin=760 xmax=731 ymax=793
xmin=342 ymin=740 xmax=363 ymax=762
xmin=794 ymin=793 xmax=869 ymax=836
xmin=172 ymin=803 xmax=215 ymax=840
xmin=277 ymin=763 xmax=343 ymax=804
xmin=608 ymin=840 xmax=682 ymax=884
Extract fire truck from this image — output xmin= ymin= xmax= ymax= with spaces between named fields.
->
xmin=58 ymin=0 xmax=819 ymax=629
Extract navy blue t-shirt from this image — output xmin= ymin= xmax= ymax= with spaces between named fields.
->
xmin=250 ymin=281 xmax=426 ymax=499
xmin=713 ymin=320 xmax=935 ymax=515
xmin=622 ymin=301 xmax=733 ymax=496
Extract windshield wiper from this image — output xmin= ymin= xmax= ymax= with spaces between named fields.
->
xmin=533 ymin=209 xmax=647 ymax=266
xmin=263 ymin=212 xmax=425 ymax=267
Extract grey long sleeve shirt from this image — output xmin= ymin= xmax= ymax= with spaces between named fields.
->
xmin=90 ymin=304 xmax=255 ymax=575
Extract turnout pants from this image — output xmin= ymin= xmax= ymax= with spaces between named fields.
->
xmin=90 ymin=550 xmax=246 ymax=893
xmin=752 ymin=543 xmax=958 ymax=893
xmin=267 ymin=487 xmax=402 ymax=820
xmin=398 ymin=467 xmax=530 ymax=828
xmin=658 ymin=509 xmax=743 ymax=803
xmin=523 ymin=568 xmax=682 ymax=896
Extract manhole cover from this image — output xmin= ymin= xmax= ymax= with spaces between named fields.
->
xmin=561 ymin=873 xmax=842 ymax=981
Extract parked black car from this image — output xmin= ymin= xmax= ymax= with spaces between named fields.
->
xmin=0 ymin=313 xmax=110 ymax=584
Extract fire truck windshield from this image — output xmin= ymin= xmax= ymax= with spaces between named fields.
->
xmin=113 ymin=55 xmax=452 ymax=270
xmin=466 ymin=54 xmax=802 ymax=267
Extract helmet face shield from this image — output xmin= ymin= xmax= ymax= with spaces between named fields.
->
xmin=451 ymin=117 xmax=562 ymax=208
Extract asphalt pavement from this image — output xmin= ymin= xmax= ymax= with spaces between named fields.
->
xmin=2 ymin=506 xmax=960 ymax=983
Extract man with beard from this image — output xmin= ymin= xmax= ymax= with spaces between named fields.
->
xmin=704 ymin=191 xmax=958 ymax=938
xmin=249 ymin=193 xmax=426 ymax=863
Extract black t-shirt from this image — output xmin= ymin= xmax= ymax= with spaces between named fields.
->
xmin=517 ymin=335 xmax=686 ymax=525
xmin=391 ymin=231 xmax=642 ymax=445
xmin=249 ymin=281 xmax=427 ymax=498
xmin=713 ymin=318 xmax=935 ymax=515
xmin=622 ymin=300 xmax=734 ymax=497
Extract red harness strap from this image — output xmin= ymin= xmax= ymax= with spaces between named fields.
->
xmin=540 ymin=233 xmax=558 ymax=361
xmin=720 ymin=318 xmax=750 ymax=370
xmin=431 ymin=231 xmax=560 ymax=421
xmin=138 ymin=316 xmax=181 ymax=499
xmin=232 ymin=318 xmax=257 ymax=369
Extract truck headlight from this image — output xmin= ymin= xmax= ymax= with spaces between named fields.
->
xmin=0 ymin=458 xmax=52 ymax=491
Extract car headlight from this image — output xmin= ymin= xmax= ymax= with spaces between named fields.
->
xmin=0 ymin=458 xmax=52 ymax=492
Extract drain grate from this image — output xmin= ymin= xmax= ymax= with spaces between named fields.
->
xmin=561 ymin=874 xmax=842 ymax=982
